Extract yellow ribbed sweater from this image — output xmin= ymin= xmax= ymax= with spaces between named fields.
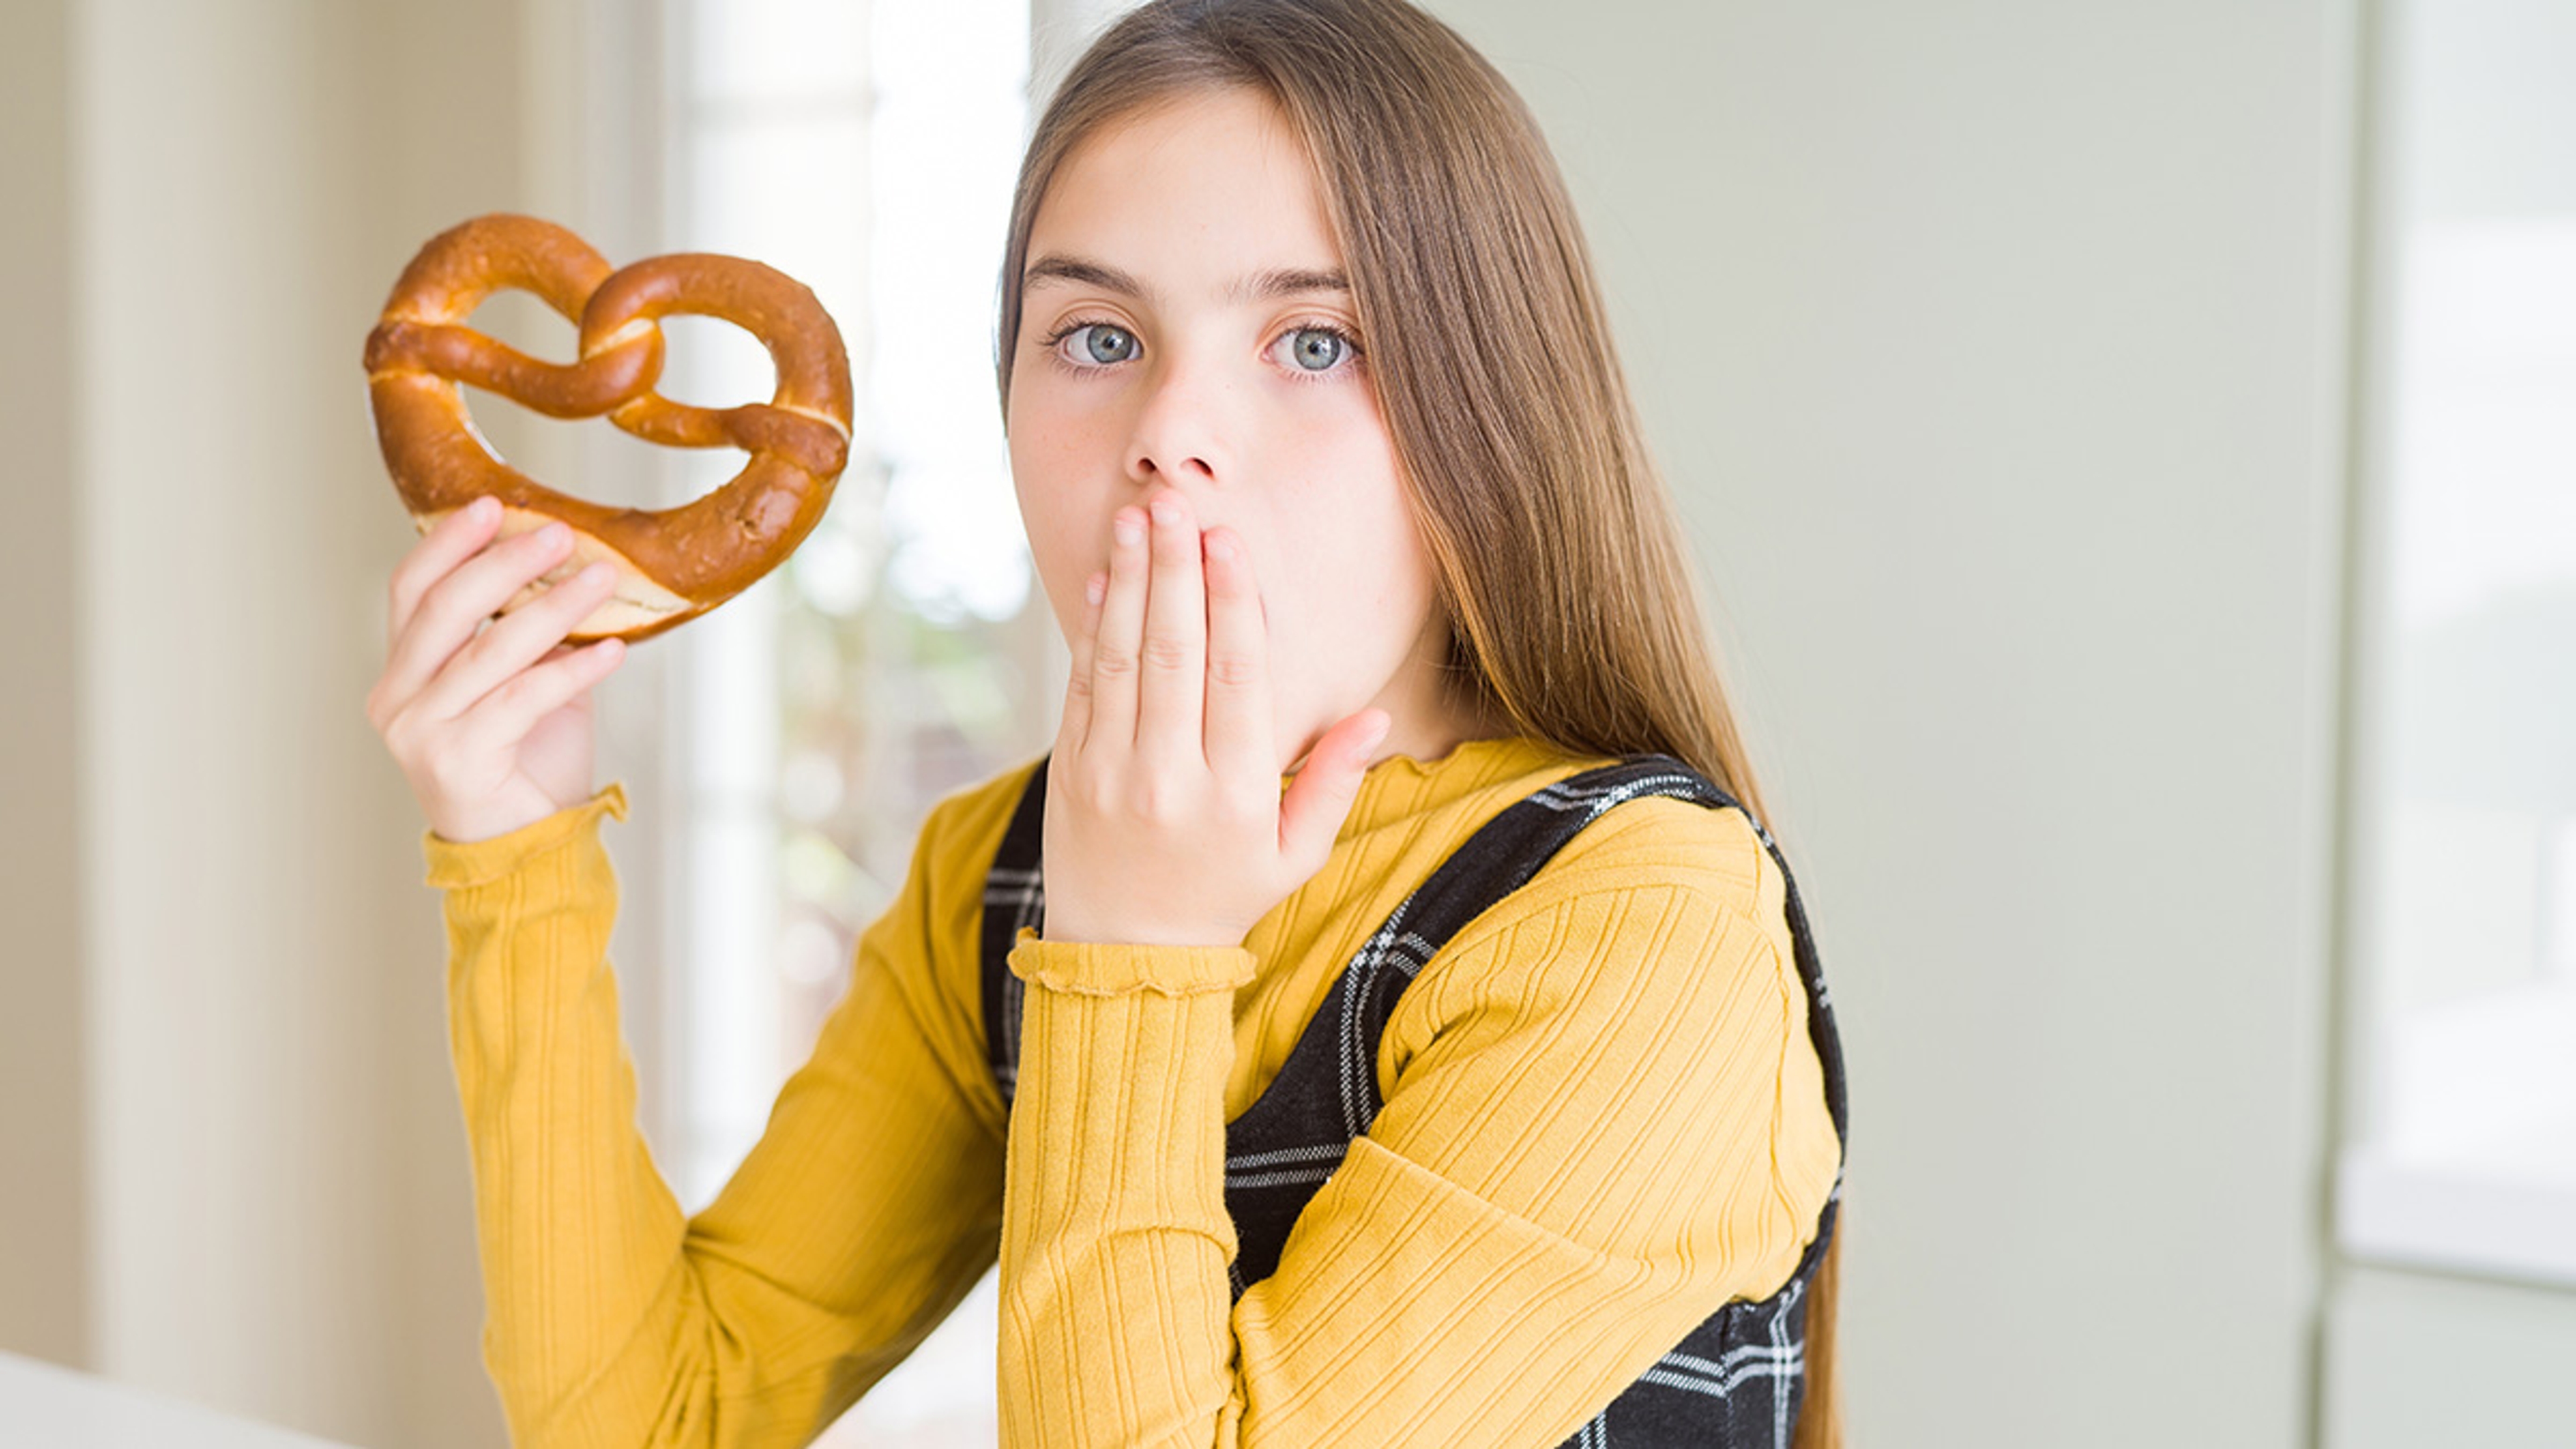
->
xmin=423 ymin=735 xmax=1841 ymax=1448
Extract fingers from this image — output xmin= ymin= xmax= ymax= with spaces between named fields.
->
xmin=454 ymin=637 xmax=624 ymax=759
xmin=1059 ymin=568 xmax=1106 ymax=748
xmin=1137 ymin=490 xmax=1208 ymax=758
xmin=407 ymin=559 xmax=622 ymax=727
xmin=388 ymin=523 xmax=615 ymax=727
xmin=1201 ymin=525 xmax=1273 ymax=776
xmin=378 ymin=519 xmax=562 ymax=715
xmin=1071 ymin=490 xmax=1265 ymax=780
xmin=386 ymin=496 xmax=502 ymax=651
xmin=375 ymin=509 xmax=582 ymax=733
xmin=1087 ymin=504 xmax=1150 ymax=749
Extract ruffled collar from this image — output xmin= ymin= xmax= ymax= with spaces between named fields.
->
xmin=1333 ymin=734 xmax=1600 ymax=837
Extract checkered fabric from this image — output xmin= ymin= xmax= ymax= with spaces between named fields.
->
xmin=981 ymin=755 xmax=1849 ymax=1448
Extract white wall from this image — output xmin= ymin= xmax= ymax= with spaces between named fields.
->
xmin=11 ymin=1 xmax=556 ymax=1443
xmin=1434 ymin=1 xmax=2353 ymax=1442
xmin=11 ymin=1 xmax=684 ymax=1439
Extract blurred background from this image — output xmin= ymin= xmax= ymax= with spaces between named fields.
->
xmin=3 ymin=0 xmax=2571 ymax=1444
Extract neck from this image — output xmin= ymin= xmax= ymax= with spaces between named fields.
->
xmin=1365 ymin=687 xmax=1507 ymax=770
xmin=1347 ymin=619 xmax=1511 ymax=773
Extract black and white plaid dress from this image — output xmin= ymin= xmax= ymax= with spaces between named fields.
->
xmin=979 ymin=753 xmax=1849 ymax=1448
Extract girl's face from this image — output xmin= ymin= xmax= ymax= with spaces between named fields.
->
xmin=1006 ymin=86 xmax=1464 ymax=775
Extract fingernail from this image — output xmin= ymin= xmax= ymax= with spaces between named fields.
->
xmin=1359 ymin=714 xmax=1392 ymax=752
xmin=1205 ymin=532 xmax=1238 ymax=564
xmin=1084 ymin=572 xmax=1106 ymax=606
xmin=579 ymin=561 xmax=612 ymax=585
xmin=1148 ymin=494 xmax=1181 ymax=525
xmin=1114 ymin=513 xmax=1143 ymax=546
xmin=470 ymin=496 xmax=498 ymax=521
xmin=540 ymin=523 xmax=570 ymax=547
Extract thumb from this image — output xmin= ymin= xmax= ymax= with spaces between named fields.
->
xmin=1278 ymin=708 xmax=1391 ymax=869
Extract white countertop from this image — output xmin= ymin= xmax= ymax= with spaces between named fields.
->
xmin=0 ymin=1350 xmax=356 ymax=1448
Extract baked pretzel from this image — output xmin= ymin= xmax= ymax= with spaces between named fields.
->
xmin=364 ymin=213 xmax=853 ymax=643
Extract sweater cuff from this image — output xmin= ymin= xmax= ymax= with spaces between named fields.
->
xmin=421 ymin=782 xmax=630 ymax=890
xmin=1006 ymin=924 xmax=1254 ymax=998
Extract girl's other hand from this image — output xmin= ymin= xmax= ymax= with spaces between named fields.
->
xmin=364 ymin=496 xmax=629 ymax=845
xmin=1042 ymin=487 xmax=1391 ymax=948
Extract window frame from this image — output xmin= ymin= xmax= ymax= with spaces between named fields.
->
xmin=2330 ymin=0 xmax=2576 ymax=1293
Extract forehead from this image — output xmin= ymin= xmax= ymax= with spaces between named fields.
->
xmin=1024 ymin=87 xmax=1346 ymax=302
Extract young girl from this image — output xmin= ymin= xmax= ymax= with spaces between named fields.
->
xmin=367 ymin=1 xmax=1846 ymax=1445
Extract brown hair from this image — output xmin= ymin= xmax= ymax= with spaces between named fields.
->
xmin=991 ymin=3 xmax=1842 ymax=1440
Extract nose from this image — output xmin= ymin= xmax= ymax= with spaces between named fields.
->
xmin=1122 ymin=344 xmax=1229 ymax=491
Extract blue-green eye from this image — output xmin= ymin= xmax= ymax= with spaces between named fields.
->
xmin=1269 ymin=323 xmax=1363 ymax=380
xmin=1287 ymin=327 xmax=1345 ymax=371
xmin=1073 ymin=323 xmax=1135 ymax=365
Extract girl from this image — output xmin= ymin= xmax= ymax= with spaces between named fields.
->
xmin=367 ymin=1 xmax=1847 ymax=1445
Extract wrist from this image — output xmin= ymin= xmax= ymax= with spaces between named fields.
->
xmin=1039 ymin=916 xmax=1246 ymax=950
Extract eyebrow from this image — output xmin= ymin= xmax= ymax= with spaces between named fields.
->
xmin=1021 ymin=252 xmax=1350 ymax=307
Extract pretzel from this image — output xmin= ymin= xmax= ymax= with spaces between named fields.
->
xmin=364 ymin=213 xmax=853 ymax=643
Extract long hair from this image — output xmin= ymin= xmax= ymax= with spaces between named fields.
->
xmin=990 ymin=3 xmax=1843 ymax=1440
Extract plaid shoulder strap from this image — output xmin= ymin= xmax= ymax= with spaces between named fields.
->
xmin=977 ymin=756 xmax=1051 ymax=1109
xmin=978 ymin=753 xmax=1848 ymax=1449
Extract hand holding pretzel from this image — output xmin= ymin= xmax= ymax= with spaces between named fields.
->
xmin=362 ymin=214 xmax=853 ymax=841
xmin=367 ymin=496 xmax=627 ymax=845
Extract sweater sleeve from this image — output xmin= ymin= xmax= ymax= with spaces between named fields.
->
xmin=427 ymin=781 xmax=1008 ymax=1449
xmin=993 ymin=800 xmax=1842 ymax=1448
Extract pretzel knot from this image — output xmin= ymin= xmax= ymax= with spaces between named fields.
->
xmin=363 ymin=213 xmax=855 ymax=643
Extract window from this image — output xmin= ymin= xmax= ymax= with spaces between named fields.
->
xmin=2336 ymin=0 xmax=2576 ymax=1289
xmin=653 ymin=0 xmax=1071 ymax=1438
